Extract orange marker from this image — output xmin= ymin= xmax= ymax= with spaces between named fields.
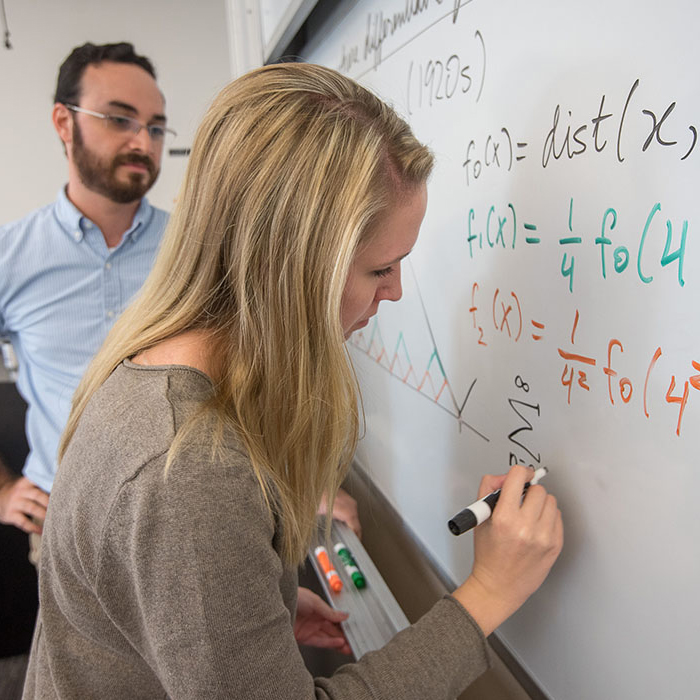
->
xmin=314 ymin=545 xmax=343 ymax=593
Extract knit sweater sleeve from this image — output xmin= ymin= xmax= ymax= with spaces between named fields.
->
xmin=96 ymin=443 xmax=490 ymax=700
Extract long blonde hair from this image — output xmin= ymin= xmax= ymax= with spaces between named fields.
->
xmin=60 ymin=63 xmax=434 ymax=565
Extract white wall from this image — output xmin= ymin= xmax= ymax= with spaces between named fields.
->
xmin=0 ymin=0 xmax=232 ymax=221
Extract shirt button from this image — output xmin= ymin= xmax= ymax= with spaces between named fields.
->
xmin=73 ymin=231 xmax=82 ymax=242
xmin=107 ymin=310 xmax=115 ymax=319
xmin=105 ymin=262 xmax=112 ymax=270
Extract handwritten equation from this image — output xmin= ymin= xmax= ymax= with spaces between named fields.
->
xmin=465 ymin=198 xmax=688 ymax=292
xmin=470 ymin=283 xmax=699 ymax=437
xmin=507 ymin=375 xmax=543 ymax=468
xmin=462 ymin=77 xmax=699 ymax=190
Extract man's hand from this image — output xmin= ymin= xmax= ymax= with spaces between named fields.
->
xmin=318 ymin=487 xmax=362 ymax=538
xmin=0 ymin=475 xmax=49 ymax=534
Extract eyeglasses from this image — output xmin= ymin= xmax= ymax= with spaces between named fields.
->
xmin=64 ymin=104 xmax=177 ymax=141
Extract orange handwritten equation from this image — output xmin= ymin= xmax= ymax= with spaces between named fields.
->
xmin=469 ymin=282 xmax=546 ymax=346
xmin=559 ymin=309 xmax=699 ymax=436
xmin=470 ymin=282 xmax=699 ymax=437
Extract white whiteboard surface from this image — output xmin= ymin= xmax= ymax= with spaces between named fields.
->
xmin=302 ymin=1 xmax=699 ymax=698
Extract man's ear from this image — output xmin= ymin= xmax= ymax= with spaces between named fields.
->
xmin=52 ymin=103 xmax=73 ymax=152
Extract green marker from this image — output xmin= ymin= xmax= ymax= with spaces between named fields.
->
xmin=334 ymin=542 xmax=366 ymax=589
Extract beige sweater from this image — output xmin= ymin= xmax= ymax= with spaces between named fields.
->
xmin=24 ymin=361 xmax=490 ymax=699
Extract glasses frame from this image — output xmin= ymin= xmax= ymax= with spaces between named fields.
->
xmin=64 ymin=104 xmax=177 ymax=140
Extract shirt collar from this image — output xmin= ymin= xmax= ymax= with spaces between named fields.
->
xmin=127 ymin=196 xmax=153 ymax=242
xmin=54 ymin=186 xmax=154 ymax=244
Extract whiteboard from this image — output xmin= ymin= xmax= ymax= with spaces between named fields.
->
xmin=301 ymin=1 xmax=699 ymax=698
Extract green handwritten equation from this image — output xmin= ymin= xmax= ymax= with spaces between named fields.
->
xmin=465 ymin=197 xmax=688 ymax=292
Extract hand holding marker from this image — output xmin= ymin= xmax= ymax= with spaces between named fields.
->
xmin=448 ymin=467 xmax=549 ymax=535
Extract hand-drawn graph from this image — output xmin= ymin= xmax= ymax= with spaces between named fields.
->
xmin=349 ymin=261 xmax=489 ymax=441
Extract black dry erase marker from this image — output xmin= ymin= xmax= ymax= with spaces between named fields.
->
xmin=448 ymin=466 xmax=549 ymax=536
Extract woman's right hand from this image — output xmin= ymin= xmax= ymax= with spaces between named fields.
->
xmin=453 ymin=464 xmax=563 ymax=636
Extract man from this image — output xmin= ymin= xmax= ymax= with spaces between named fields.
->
xmin=0 ymin=43 xmax=171 ymax=557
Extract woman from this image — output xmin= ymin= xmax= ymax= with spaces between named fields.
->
xmin=24 ymin=63 xmax=562 ymax=699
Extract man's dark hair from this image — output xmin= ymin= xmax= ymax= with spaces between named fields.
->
xmin=54 ymin=42 xmax=156 ymax=105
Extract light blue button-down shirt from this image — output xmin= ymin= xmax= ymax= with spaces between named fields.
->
xmin=0 ymin=187 xmax=168 ymax=492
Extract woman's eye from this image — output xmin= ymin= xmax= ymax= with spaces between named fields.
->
xmin=373 ymin=266 xmax=393 ymax=278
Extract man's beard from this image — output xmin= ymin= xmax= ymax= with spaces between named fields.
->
xmin=71 ymin=121 xmax=159 ymax=204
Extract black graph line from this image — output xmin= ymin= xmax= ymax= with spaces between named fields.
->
xmin=408 ymin=259 xmax=461 ymax=416
xmin=407 ymin=260 xmax=488 ymax=441
xmin=351 ymin=259 xmax=489 ymax=442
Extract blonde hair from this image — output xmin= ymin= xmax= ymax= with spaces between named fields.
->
xmin=60 ymin=63 xmax=434 ymax=565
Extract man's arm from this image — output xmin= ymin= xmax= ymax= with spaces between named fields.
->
xmin=0 ymin=341 xmax=48 ymax=533
xmin=0 ymin=456 xmax=48 ymax=534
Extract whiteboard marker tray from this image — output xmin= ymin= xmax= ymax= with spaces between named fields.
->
xmin=308 ymin=518 xmax=409 ymax=659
